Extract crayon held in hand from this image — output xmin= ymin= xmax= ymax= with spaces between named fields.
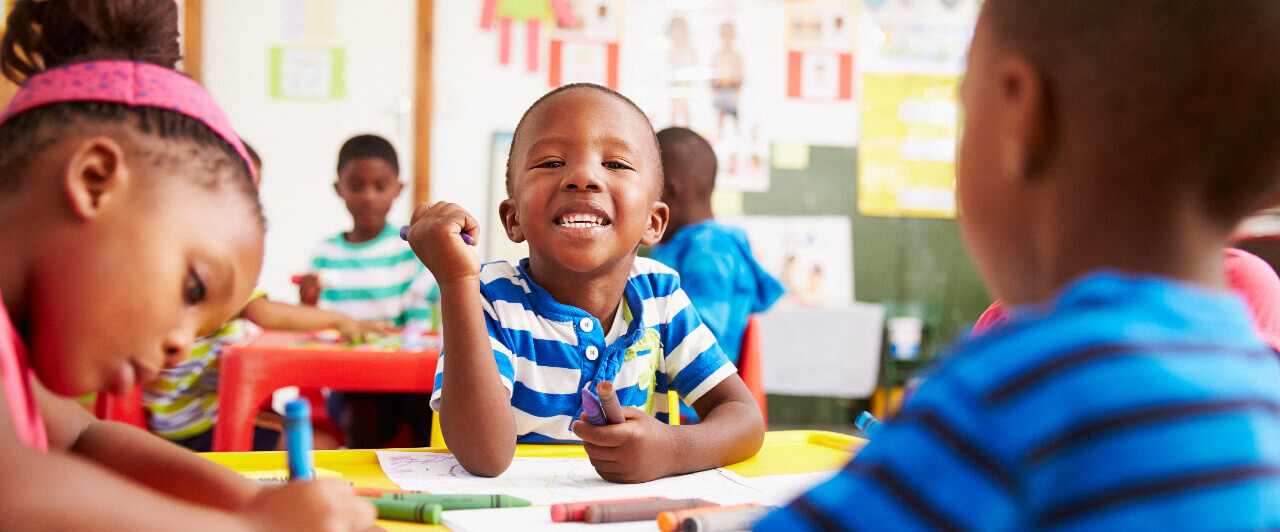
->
xmin=283 ymin=399 xmax=314 ymax=480
xmin=581 ymin=382 xmax=608 ymax=426
xmin=596 ymin=380 xmax=625 ymax=424
xmin=368 ymin=498 xmax=443 ymax=524
xmin=400 ymin=224 xmax=475 ymax=245
xmin=381 ymin=493 xmax=531 ymax=510
xmin=550 ymin=497 xmax=666 ymax=522
xmin=353 ymin=486 xmax=422 ymax=497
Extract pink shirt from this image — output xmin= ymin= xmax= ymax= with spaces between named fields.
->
xmin=973 ymin=248 xmax=1280 ymax=352
xmin=0 ymin=289 xmax=48 ymax=451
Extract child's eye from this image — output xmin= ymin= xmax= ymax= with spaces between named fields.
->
xmin=604 ymin=161 xmax=632 ymax=170
xmin=535 ymin=161 xmax=564 ymax=169
xmin=183 ymin=270 xmax=207 ymax=305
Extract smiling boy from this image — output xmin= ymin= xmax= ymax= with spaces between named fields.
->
xmin=405 ymin=83 xmax=764 ymax=481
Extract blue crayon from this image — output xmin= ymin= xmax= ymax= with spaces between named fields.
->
xmin=284 ymin=399 xmax=315 ymax=480
xmin=854 ymin=411 xmax=883 ymax=439
xmin=581 ymin=383 xmax=608 ymax=426
xmin=400 ymin=224 xmax=474 ymax=245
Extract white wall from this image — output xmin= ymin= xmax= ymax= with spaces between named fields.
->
xmin=202 ymin=0 xmax=417 ymax=302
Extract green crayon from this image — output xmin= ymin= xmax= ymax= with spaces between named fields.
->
xmin=380 ymin=493 xmax=532 ymax=510
xmin=367 ymin=498 xmax=443 ymax=524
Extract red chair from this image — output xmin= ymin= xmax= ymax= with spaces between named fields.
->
xmin=93 ymin=387 xmax=148 ymax=430
xmin=738 ymin=316 xmax=768 ymax=428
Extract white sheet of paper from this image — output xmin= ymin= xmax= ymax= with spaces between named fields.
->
xmin=442 ymin=506 xmax=655 ymax=532
xmin=374 ymin=451 xmax=761 ymax=505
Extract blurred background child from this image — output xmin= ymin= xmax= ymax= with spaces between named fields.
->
xmin=298 ymin=134 xmax=437 ymax=448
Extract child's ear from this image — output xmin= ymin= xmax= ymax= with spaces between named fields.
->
xmin=640 ymin=201 xmax=670 ymax=246
xmin=498 ymin=198 xmax=525 ymax=243
xmin=63 ymin=137 xmax=130 ymax=220
xmin=332 ymin=181 xmax=342 ymax=196
xmin=392 ymin=180 xmax=405 ymax=197
xmin=998 ymin=57 xmax=1054 ymax=182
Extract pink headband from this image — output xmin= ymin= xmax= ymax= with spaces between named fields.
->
xmin=0 ymin=60 xmax=258 ymax=184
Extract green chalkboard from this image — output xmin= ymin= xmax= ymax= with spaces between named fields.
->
xmin=741 ymin=145 xmax=991 ymax=356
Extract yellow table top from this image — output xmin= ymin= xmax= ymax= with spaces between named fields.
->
xmin=202 ymin=430 xmax=863 ymax=531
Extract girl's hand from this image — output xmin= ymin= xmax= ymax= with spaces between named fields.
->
xmin=571 ymin=408 xmax=678 ymax=484
xmin=405 ymin=202 xmax=481 ymax=286
xmin=242 ymin=480 xmax=379 ymax=532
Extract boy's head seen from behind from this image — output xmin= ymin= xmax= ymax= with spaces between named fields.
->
xmin=0 ymin=0 xmax=265 ymax=396
xmin=334 ymin=134 xmax=402 ymax=238
xmin=500 ymin=83 xmax=668 ymax=276
xmin=656 ymin=127 xmax=716 ymax=242
xmin=957 ymin=0 xmax=1280 ymax=304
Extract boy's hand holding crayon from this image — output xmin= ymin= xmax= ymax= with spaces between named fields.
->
xmin=572 ymin=381 xmax=678 ymax=484
xmin=296 ymin=273 xmax=322 ymax=306
xmin=333 ymin=317 xmax=389 ymax=344
xmin=404 ymin=202 xmax=481 ymax=285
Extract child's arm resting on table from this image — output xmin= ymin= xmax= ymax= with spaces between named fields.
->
xmin=405 ymin=201 xmax=516 ymax=477
xmin=572 ymin=374 xmax=765 ymax=483
xmin=239 ymin=297 xmax=386 ymax=342
xmin=0 ymin=380 xmax=376 ymax=531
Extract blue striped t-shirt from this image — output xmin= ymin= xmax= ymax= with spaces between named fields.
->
xmin=429 ymin=257 xmax=735 ymax=443
xmin=759 ymin=272 xmax=1280 ymax=531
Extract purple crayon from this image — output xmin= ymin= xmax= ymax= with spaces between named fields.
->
xmin=400 ymin=224 xmax=474 ymax=245
xmin=581 ymin=383 xmax=608 ymax=426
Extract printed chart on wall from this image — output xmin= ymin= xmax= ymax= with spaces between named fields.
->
xmin=629 ymin=1 xmax=771 ymax=192
xmin=855 ymin=0 xmax=978 ymax=218
xmin=549 ymin=0 xmax=620 ymax=88
xmin=723 ymin=216 xmax=854 ymax=307
xmin=858 ymin=72 xmax=959 ymax=218
xmin=786 ymin=1 xmax=858 ymax=102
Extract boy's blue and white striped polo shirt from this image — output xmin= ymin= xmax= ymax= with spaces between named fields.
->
xmin=429 ymin=257 xmax=735 ymax=443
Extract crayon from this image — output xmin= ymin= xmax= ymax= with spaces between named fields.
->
xmin=855 ymin=411 xmax=883 ymax=439
xmin=283 ymin=399 xmax=314 ymax=480
xmin=381 ymin=493 xmax=531 ymax=510
xmin=657 ymin=504 xmax=763 ymax=532
xmin=550 ymin=497 xmax=666 ymax=522
xmin=400 ymin=224 xmax=475 ymax=245
xmin=681 ymin=506 xmax=774 ymax=532
xmin=367 ymin=498 xmax=443 ymax=524
xmin=353 ymin=486 xmax=422 ymax=497
xmin=581 ymin=383 xmax=608 ymax=426
xmin=584 ymin=499 xmax=715 ymax=523
xmin=596 ymin=380 xmax=625 ymax=424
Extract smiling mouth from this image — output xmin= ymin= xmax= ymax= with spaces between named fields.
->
xmin=555 ymin=213 xmax=612 ymax=228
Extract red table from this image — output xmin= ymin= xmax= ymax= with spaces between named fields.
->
xmin=212 ymin=330 xmax=439 ymax=452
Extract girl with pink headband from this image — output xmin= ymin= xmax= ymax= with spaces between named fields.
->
xmin=0 ymin=1 xmax=374 ymax=529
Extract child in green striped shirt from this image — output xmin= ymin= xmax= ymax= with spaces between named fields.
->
xmin=299 ymin=134 xmax=439 ymax=448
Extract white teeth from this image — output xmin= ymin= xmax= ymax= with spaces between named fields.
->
xmin=557 ymin=213 xmax=607 ymax=227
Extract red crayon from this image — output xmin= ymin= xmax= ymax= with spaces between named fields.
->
xmin=550 ymin=497 xmax=666 ymax=522
xmin=353 ymin=486 xmax=424 ymax=498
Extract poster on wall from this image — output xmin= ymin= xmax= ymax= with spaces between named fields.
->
xmin=723 ymin=216 xmax=854 ymax=307
xmin=549 ymin=0 xmax=620 ymax=88
xmin=786 ymin=1 xmax=857 ymax=101
xmin=860 ymin=0 xmax=980 ymax=74
xmin=270 ymin=46 xmax=346 ymax=101
xmin=628 ymin=1 xmax=771 ymax=192
xmin=857 ymin=72 xmax=959 ymax=218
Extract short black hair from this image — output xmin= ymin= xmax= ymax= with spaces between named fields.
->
xmin=505 ymin=83 xmax=660 ymax=197
xmin=984 ymin=0 xmax=1280 ymax=225
xmin=0 ymin=0 xmax=260 ymax=225
xmin=656 ymin=127 xmax=716 ymax=201
xmin=337 ymin=134 xmax=399 ymax=174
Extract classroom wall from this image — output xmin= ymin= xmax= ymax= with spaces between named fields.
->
xmin=202 ymin=0 xmax=418 ymax=302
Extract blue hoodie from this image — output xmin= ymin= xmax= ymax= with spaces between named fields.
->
xmin=650 ymin=221 xmax=785 ymax=365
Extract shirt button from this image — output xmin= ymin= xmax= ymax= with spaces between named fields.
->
xmin=585 ymin=346 xmax=599 ymax=360
xmin=580 ymin=318 xmax=594 ymax=332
